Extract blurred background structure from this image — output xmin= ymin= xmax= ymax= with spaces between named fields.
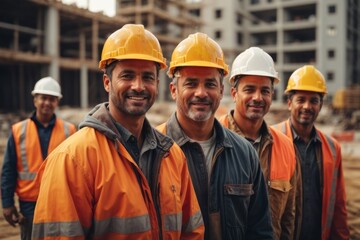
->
xmin=0 ymin=0 xmax=359 ymax=113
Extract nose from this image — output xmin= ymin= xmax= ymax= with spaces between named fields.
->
xmin=252 ymin=89 xmax=262 ymax=101
xmin=303 ymin=100 xmax=311 ymax=109
xmin=132 ymin=76 xmax=145 ymax=91
xmin=194 ymin=84 xmax=207 ymax=98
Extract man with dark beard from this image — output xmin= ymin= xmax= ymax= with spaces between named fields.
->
xmin=157 ymin=33 xmax=272 ymax=239
xmin=273 ymin=65 xmax=349 ymax=240
xmin=32 ymin=24 xmax=204 ymax=240
xmin=218 ymin=47 xmax=298 ymax=240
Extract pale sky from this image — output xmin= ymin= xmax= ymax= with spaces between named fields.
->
xmin=62 ymin=0 xmax=116 ymax=17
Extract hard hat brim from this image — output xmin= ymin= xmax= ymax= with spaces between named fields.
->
xmin=168 ymin=61 xmax=229 ymax=78
xmin=230 ymin=70 xmax=280 ymax=85
xmin=99 ymin=54 xmax=167 ymax=70
xmin=32 ymin=90 xmax=62 ymax=99
xmin=284 ymin=86 xmax=328 ymax=94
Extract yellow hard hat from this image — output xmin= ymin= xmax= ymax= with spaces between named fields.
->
xmin=99 ymin=24 xmax=167 ymax=70
xmin=285 ymin=65 xmax=327 ymax=94
xmin=168 ymin=32 xmax=229 ymax=77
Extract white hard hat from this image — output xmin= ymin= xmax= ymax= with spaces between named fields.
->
xmin=229 ymin=47 xmax=279 ymax=85
xmin=31 ymin=76 xmax=62 ymax=98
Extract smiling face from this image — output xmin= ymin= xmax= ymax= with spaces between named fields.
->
xmin=103 ymin=59 xmax=159 ymax=120
xmin=231 ymin=75 xmax=273 ymax=121
xmin=170 ymin=66 xmax=224 ymax=123
xmin=33 ymin=94 xmax=59 ymax=120
xmin=287 ymin=90 xmax=322 ymax=127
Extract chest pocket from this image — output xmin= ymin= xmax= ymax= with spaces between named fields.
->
xmin=268 ymin=180 xmax=292 ymax=216
xmin=223 ymin=184 xmax=254 ymax=228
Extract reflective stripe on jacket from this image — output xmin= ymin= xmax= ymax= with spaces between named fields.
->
xmin=273 ymin=119 xmax=349 ymax=240
xmin=11 ymin=118 xmax=76 ymax=201
xmin=32 ymin=103 xmax=204 ymax=240
xmin=218 ymin=113 xmax=296 ymax=240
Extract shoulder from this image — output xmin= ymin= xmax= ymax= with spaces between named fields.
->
xmin=269 ymin=126 xmax=293 ymax=146
xmin=222 ymin=125 xmax=256 ymax=153
xmin=316 ymin=129 xmax=341 ymax=150
xmin=12 ymin=119 xmax=29 ymax=128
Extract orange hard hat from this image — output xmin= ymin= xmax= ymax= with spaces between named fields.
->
xmin=99 ymin=24 xmax=167 ymax=70
xmin=168 ymin=32 xmax=228 ymax=77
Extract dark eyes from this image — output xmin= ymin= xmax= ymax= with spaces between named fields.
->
xmin=121 ymin=74 xmax=155 ymax=81
xmin=243 ymin=88 xmax=271 ymax=95
xmin=184 ymin=81 xmax=217 ymax=88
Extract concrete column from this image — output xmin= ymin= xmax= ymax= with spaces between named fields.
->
xmin=276 ymin=3 xmax=284 ymax=102
xmin=81 ymin=65 xmax=88 ymax=108
xmin=44 ymin=6 xmax=59 ymax=81
xmin=80 ymin=30 xmax=88 ymax=108
xmin=92 ymin=19 xmax=98 ymax=62
xmin=158 ymin=70 xmax=167 ymax=102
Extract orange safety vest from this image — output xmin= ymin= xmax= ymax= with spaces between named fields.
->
xmin=12 ymin=118 xmax=76 ymax=201
xmin=33 ymin=127 xmax=204 ymax=240
xmin=218 ymin=115 xmax=296 ymax=183
xmin=273 ymin=119 xmax=349 ymax=240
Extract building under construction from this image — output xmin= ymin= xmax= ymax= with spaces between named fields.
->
xmin=0 ymin=0 xmax=201 ymax=113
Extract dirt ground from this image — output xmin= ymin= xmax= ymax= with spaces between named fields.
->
xmin=0 ymin=102 xmax=359 ymax=239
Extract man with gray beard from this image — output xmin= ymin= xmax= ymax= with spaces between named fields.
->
xmin=157 ymin=33 xmax=272 ymax=240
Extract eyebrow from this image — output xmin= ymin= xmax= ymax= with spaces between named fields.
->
xmin=117 ymin=70 xmax=156 ymax=77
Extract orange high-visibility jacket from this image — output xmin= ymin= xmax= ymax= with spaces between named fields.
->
xmin=274 ymin=119 xmax=349 ymax=240
xmin=218 ymin=114 xmax=296 ymax=240
xmin=32 ymin=103 xmax=204 ymax=240
xmin=12 ymin=118 xmax=76 ymax=202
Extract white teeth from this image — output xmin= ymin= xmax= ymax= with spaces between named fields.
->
xmin=129 ymin=96 xmax=145 ymax=100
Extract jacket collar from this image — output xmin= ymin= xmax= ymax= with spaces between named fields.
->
xmin=226 ymin=110 xmax=273 ymax=143
xmin=166 ymin=112 xmax=232 ymax=148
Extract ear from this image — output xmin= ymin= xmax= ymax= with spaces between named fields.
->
xmin=103 ymin=74 xmax=110 ymax=93
xmin=287 ymin=99 xmax=292 ymax=110
xmin=156 ymin=79 xmax=159 ymax=95
xmin=230 ymin=87 xmax=237 ymax=102
xmin=220 ymin=83 xmax=224 ymax=100
xmin=169 ymin=81 xmax=177 ymax=100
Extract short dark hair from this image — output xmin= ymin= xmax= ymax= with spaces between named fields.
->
xmin=286 ymin=90 xmax=324 ymax=102
xmin=233 ymin=75 xmax=274 ymax=92
xmin=171 ymin=67 xmax=225 ymax=84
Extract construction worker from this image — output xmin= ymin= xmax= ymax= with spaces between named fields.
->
xmin=273 ymin=65 xmax=350 ymax=240
xmin=157 ymin=33 xmax=273 ymax=239
xmin=1 ymin=76 xmax=76 ymax=240
xmin=32 ymin=24 xmax=204 ymax=240
xmin=218 ymin=47 xmax=298 ymax=240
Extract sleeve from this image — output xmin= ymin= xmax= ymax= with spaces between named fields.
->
xmin=32 ymin=151 xmax=93 ymax=240
xmin=246 ymin=148 xmax=273 ymax=239
xmin=1 ymin=133 xmax=18 ymax=208
xmin=178 ymin=149 xmax=205 ymax=239
xmin=330 ymin=146 xmax=350 ymax=239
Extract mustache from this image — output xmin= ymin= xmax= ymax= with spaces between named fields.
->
xmin=126 ymin=90 xmax=150 ymax=98
xmin=300 ymin=109 xmax=314 ymax=115
xmin=189 ymin=97 xmax=212 ymax=105
xmin=247 ymin=101 xmax=265 ymax=107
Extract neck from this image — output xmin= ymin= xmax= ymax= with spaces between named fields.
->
xmin=290 ymin=118 xmax=313 ymax=143
xmin=176 ymin=112 xmax=214 ymax=141
xmin=232 ymin=111 xmax=262 ymax=140
xmin=109 ymin=105 xmax=145 ymax=146
xmin=36 ymin=113 xmax=53 ymax=128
